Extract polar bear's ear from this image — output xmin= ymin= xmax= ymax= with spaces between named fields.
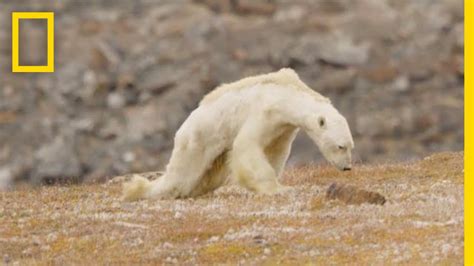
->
xmin=318 ymin=116 xmax=326 ymax=129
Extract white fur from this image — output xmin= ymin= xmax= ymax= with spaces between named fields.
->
xmin=123 ymin=68 xmax=354 ymax=200
xmin=122 ymin=175 xmax=152 ymax=201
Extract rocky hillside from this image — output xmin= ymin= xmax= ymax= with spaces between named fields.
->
xmin=0 ymin=152 xmax=464 ymax=264
xmin=0 ymin=0 xmax=464 ymax=185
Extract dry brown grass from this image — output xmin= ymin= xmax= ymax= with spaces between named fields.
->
xmin=0 ymin=152 xmax=463 ymax=265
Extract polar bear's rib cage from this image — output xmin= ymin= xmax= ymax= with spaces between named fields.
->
xmin=200 ymin=68 xmax=330 ymax=106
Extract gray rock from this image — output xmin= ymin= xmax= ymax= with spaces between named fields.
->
xmin=391 ymin=76 xmax=410 ymax=92
xmin=0 ymin=167 xmax=12 ymax=191
xmin=314 ymin=69 xmax=356 ymax=93
xmin=33 ymin=135 xmax=82 ymax=184
xmin=107 ymin=92 xmax=126 ymax=109
xmin=317 ymin=33 xmax=370 ymax=66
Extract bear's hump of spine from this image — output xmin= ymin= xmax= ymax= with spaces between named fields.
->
xmin=200 ymin=68 xmax=330 ymax=106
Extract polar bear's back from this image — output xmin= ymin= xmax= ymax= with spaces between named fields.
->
xmin=200 ymin=68 xmax=329 ymax=106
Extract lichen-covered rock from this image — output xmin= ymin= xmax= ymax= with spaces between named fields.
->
xmin=326 ymin=183 xmax=386 ymax=205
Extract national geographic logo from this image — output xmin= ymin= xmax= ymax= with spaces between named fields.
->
xmin=11 ymin=12 xmax=54 ymax=73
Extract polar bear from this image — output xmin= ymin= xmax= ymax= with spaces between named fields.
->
xmin=123 ymin=68 xmax=354 ymax=200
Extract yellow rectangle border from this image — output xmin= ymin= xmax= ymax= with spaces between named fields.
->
xmin=12 ymin=12 xmax=54 ymax=73
xmin=465 ymin=0 xmax=470 ymax=264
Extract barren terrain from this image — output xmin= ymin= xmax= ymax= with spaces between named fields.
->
xmin=0 ymin=152 xmax=464 ymax=264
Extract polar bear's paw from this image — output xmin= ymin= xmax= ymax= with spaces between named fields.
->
xmin=122 ymin=175 xmax=152 ymax=201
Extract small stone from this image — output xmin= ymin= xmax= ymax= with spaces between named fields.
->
xmin=32 ymin=237 xmax=41 ymax=246
xmin=72 ymin=118 xmax=95 ymax=133
xmin=165 ymin=256 xmax=178 ymax=264
xmin=252 ymin=234 xmax=266 ymax=244
xmin=208 ymin=236 xmax=220 ymax=242
xmin=0 ymin=167 xmax=12 ymax=191
xmin=22 ymin=248 xmax=32 ymax=256
xmin=263 ymin=248 xmax=271 ymax=255
xmin=163 ymin=242 xmax=173 ymax=248
xmin=3 ymin=254 xmax=10 ymax=264
xmin=391 ymin=76 xmax=410 ymax=92
xmin=122 ymin=152 xmax=136 ymax=163
xmin=441 ymin=243 xmax=452 ymax=255
xmin=107 ymin=92 xmax=126 ymax=109
xmin=47 ymin=232 xmax=58 ymax=242
xmin=174 ymin=211 xmax=183 ymax=219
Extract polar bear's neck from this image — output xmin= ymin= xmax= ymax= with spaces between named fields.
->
xmin=273 ymin=93 xmax=336 ymax=131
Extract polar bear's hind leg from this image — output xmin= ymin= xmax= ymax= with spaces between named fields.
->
xmin=147 ymin=121 xmax=230 ymax=199
xmin=189 ymin=151 xmax=230 ymax=197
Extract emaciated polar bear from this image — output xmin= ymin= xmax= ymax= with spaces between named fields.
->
xmin=123 ymin=68 xmax=354 ymax=200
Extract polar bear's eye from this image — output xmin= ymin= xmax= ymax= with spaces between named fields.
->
xmin=318 ymin=117 xmax=326 ymax=128
xmin=338 ymin=145 xmax=346 ymax=150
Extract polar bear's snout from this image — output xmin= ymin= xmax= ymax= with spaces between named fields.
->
xmin=334 ymin=160 xmax=352 ymax=172
xmin=321 ymin=143 xmax=353 ymax=172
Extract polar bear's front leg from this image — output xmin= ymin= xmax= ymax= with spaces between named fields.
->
xmin=231 ymin=144 xmax=281 ymax=194
xmin=230 ymin=118 xmax=285 ymax=194
xmin=264 ymin=127 xmax=298 ymax=178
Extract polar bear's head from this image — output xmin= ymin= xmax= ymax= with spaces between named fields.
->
xmin=305 ymin=105 xmax=354 ymax=171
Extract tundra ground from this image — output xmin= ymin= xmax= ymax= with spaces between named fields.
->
xmin=0 ymin=152 xmax=463 ymax=265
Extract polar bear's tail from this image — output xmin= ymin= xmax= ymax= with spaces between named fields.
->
xmin=122 ymin=175 xmax=152 ymax=201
